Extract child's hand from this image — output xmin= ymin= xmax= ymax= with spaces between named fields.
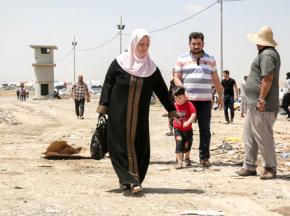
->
xmin=183 ymin=121 xmax=190 ymax=128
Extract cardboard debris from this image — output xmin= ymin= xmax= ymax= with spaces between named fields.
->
xmin=43 ymin=140 xmax=89 ymax=159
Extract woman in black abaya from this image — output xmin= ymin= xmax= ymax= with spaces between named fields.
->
xmin=97 ymin=29 xmax=175 ymax=194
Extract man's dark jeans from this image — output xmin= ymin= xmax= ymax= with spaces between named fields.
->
xmin=189 ymin=101 xmax=211 ymax=160
xmin=224 ymin=95 xmax=234 ymax=122
xmin=282 ymin=93 xmax=290 ymax=118
xmin=74 ymin=98 xmax=85 ymax=117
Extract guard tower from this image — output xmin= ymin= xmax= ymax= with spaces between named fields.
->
xmin=30 ymin=45 xmax=58 ymax=99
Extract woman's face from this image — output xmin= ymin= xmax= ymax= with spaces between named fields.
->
xmin=136 ymin=36 xmax=150 ymax=58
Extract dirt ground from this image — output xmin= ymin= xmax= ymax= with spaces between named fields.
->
xmin=0 ymin=92 xmax=289 ymax=216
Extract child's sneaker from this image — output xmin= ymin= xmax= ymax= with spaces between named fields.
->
xmin=175 ymin=161 xmax=183 ymax=169
xmin=184 ymin=158 xmax=191 ymax=167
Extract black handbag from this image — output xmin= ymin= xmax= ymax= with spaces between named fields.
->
xmin=90 ymin=114 xmax=108 ymax=160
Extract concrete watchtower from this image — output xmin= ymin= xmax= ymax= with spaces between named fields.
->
xmin=30 ymin=45 xmax=58 ymax=98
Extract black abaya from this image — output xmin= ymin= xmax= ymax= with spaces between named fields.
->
xmin=97 ymin=59 xmax=175 ymax=186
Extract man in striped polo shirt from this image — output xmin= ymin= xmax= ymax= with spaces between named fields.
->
xmin=174 ymin=32 xmax=223 ymax=167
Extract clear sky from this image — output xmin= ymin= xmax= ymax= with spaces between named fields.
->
xmin=1 ymin=0 xmax=289 ymax=85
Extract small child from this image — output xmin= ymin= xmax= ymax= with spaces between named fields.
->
xmin=173 ymin=86 xmax=196 ymax=169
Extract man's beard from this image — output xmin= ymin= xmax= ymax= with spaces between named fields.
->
xmin=191 ymin=49 xmax=202 ymax=55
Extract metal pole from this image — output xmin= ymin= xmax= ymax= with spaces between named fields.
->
xmin=72 ymin=36 xmax=77 ymax=83
xmin=117 ymin=16 xmax=125 ymax=54
xmin=120 ymin=17 xmax=122 ymax=54
xmin=220 ymin=0 xmax=223 ymax=78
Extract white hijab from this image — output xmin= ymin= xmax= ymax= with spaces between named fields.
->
xmin=116 ymin=28 xmax=156 ymax=77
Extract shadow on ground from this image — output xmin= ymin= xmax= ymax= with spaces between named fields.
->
xmin=107 ymin=187 xmax=205 ymax=196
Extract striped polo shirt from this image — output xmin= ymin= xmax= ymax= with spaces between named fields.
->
xmin=175 ymin=51 xmax=217 ymax=101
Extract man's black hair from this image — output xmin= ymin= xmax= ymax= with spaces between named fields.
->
xmin=189 ymin=32 xmax=204 ymax=42
xmin=223 ymin=70 xmax=230 ymax=75
xmin=286 ymin=72 xmax=290 ymax=79
xmin=173 ymin=86 xmax=185 ymax=97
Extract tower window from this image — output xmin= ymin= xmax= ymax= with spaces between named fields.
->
xmin=41 ymin=48 xmax=50 ymax=54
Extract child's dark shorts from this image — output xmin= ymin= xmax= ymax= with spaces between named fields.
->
xmin=174 ymin=129 xmax=193 ymax=153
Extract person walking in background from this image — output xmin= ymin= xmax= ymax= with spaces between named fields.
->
xmin=97 ymin=29 xmax=175 ymax=194
xmin=174 ymin=32 xmax=223 ymax=167
xmin=172 ymin=86 xmax=196 ymax=169
xmin=240 ymin=75 xmax=248 ymax=117
xmin=71 ymin=75 xmax=91 ymax=119
xmin=16 ymin=88 xmax=20 ymax=100
xmin=281 ymin=72 xmax=290 ymax=120
xmin=221 ymin=70 xmax=238 ymax=123
xmin=237 ymin=26 xmax=280 ymax=180
xmin=18 ymin=83 xmax=27 ymax=101
xmin=211 ymin=85 xmax=218 ymax=110
xmin=165 ymin=68 xmax=176 ymax=136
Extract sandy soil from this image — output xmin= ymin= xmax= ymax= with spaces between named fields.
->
xmin=0 ymin=92 xmax=289 ymax=216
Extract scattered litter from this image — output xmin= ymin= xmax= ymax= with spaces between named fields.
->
xmin=224 ymin=137 xmax=241 ymax=143
xmin=219 ymin=141 xmax=233 ymax=150
xmin=281 ymin=153 xmax=290 ymax=159
xmin=14 ymin=186 xmax=23 ymax=189
xmin=179 ymin=210 xmax=224 ymax=216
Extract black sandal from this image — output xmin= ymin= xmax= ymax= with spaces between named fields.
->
xmin=130 ymin=184 xmax=142 ymax=194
